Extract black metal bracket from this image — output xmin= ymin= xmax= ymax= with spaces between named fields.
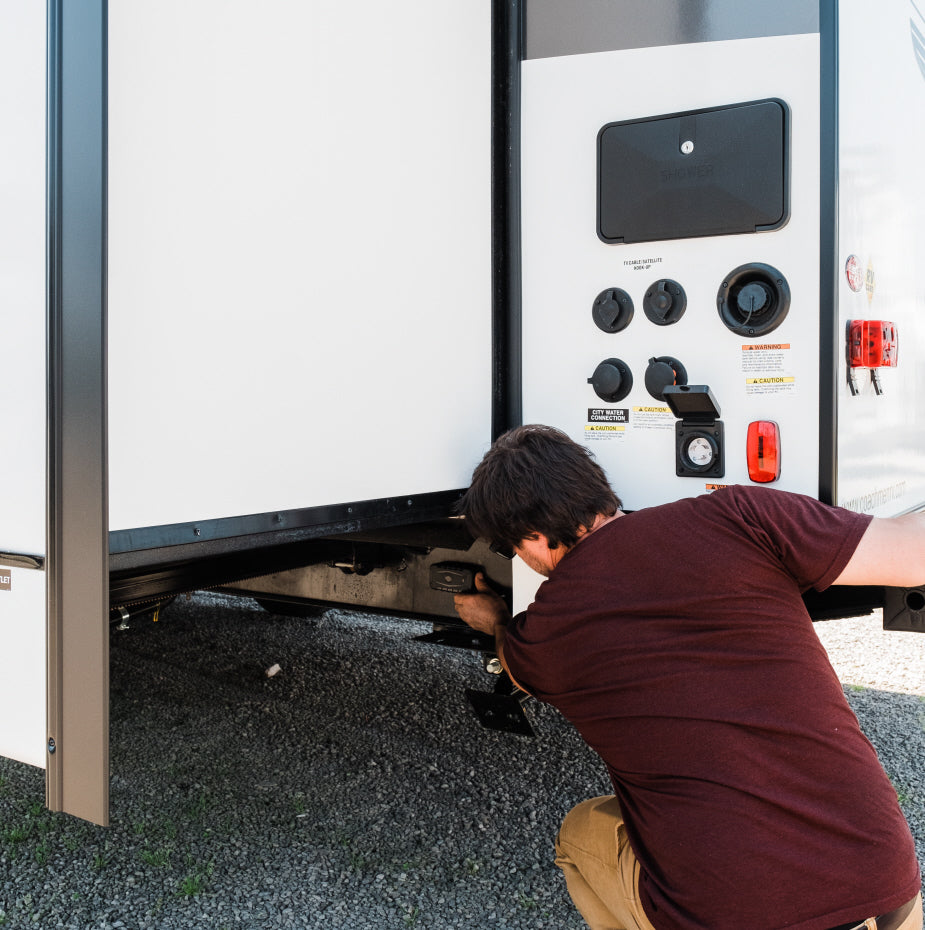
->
xmin=883 ymin=586 xmax=925 ymax=633
xmin=416 ymin=623 xmax=536 ymax=734
xmin=415 ymin=625 xmax=495 ymax=651
xmin=466 ymin=676 xmax=535 ymax=737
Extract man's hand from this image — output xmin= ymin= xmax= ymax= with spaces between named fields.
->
xmin=453 ymin=573 xmax=511 ymax=637
xmin=455 ymin=574 xmax=532 ymax=697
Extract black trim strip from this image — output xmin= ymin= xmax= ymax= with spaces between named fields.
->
xmin=492 ymin=0 xmax=523 ymax=437
xmin=803 ymin=584 xmax=883 ymax=621
xmin=818 ymin=0 xmax=839 ymax=504
xmin=109 ymin=488 xmax=466 ymax=567
xmin=111 ymin=540 xmax=339 ymax=608
xmin=111 ymin=521 xmax=480 ymax=609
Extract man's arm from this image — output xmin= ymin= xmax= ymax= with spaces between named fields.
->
xmin=453 ymin=574 xmax=532 ymax=695
xmin=833 ymin=513 xmax=925 ymax=586
xmin=453 ymin=572 xmax=511 ymax=635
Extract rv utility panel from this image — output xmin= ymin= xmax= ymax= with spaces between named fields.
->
xmin=598 ymin=99 xmax=789 ymax=244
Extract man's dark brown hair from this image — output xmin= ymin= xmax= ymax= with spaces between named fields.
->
xmin=458 ymin=424 xmax=621 ymax=551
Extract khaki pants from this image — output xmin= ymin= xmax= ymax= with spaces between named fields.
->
xmin=554 ymin=795 xmax=923 ymax=930
xmin=555 ymin=796 xmax=656 ymax=930
xmin=883 ymin=894 xmax=923 ymax=930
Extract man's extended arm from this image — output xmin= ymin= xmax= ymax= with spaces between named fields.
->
xmin=453 ymin=574 xmax=531 ymax=694
xmin=833 ymin=513 xmax=925 ymax=586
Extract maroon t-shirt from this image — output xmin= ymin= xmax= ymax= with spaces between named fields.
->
xmin=504 ymin=486 xmax=920 ymax=930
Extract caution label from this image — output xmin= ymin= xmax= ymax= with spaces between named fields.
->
xmin=585 ymin=423 xmax=626 ymax=442
xmin=631 ymin=405 xmax=673 ymax=431
xmin=745 ymin=376 xmax=796 ymax=396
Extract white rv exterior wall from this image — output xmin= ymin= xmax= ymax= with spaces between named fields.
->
xmin=107 ymin=1 xmax=494 ymax=532
xmin=835 ymin=0 xmax=925 ymax=515
xmin=0 ymin=1 xmax=48 ymax=768
xmin=520 ymin=32 xmax=822 ymax=511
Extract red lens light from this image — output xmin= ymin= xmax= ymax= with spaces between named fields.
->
xmin=747 ymin=420 xmax=781 ymax=483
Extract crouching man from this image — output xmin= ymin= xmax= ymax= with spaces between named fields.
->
xmin=454 ymin=425 xmax=922 ymax=930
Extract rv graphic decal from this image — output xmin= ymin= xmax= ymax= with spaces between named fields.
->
xmin=912 ymin=0 xmax=925 ymax=80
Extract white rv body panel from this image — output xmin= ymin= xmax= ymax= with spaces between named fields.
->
xmin=835 ymin=0 xmax=925 ymax=514
xmin=517 ymin=0 xmax=925 ymax=613
xmin=0 ymin=0 xmax=47 ymax=769
xmin=107 ymin=0 xmax=494 ymax=531
xmin=521 ymin=33 xmax=822 ymax=511
xmin=0 ymin=570 xmax=47 ymax=769
xmin=0 ymin=1 xmax=47 ymax=556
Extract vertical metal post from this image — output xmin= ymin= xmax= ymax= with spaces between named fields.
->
xmin=817 ymin=0 xmax=839 ymax=505
xmin=46 ymin=0 xmax=109 ymax=825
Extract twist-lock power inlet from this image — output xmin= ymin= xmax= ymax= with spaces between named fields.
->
xmin=588 ymin=358 xmax=633 ymax=403
xmin=716 ymin=263 xmax=791 ymax=337
xmin=643 ymin=279 xmax=687 ymax=325
xmin=592 ymin=287 xmax=634 ymax=333
xmin=663 ymin=384 xmax=725 ymax=479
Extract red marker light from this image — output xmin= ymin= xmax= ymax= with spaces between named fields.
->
xmin=747 ymin=420 xmax=781 ymax=483
xmin=848 ymin=320 xmax=898 ymax=368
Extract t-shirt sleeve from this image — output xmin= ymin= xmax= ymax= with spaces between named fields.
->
xmin=730 ymin=486 xmax=873 ymax=592
xmin=502 ymin=611 xmax=537 ymax=694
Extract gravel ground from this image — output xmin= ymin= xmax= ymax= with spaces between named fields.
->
xmin=0 ymin=592 xmax=922 ymax=930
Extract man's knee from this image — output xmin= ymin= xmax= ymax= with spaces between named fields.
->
xmin=556 ymin=795 xmax=624 ymax=863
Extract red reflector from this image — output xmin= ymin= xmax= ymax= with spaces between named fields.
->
xmin=848 ymin=320 xmax=899 ymax=368
xmin=747 ymin=421 xmax=781 ymax=483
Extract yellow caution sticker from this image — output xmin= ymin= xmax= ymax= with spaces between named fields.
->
xmin=631 ymin=405 xmax=673 ymax=432
xmin=744 ymin=374 xmax=797 ymax=396
xmin=585 ymin=423 xmax=626 ymax=442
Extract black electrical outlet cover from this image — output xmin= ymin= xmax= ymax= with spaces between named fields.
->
xmin=663 ymin=384 xmax=721 ymax=421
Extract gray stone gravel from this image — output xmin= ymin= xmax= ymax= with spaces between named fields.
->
xmin=0 ymin=592 xmax=922 ymax=929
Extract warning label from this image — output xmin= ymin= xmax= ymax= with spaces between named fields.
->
xmin=741 ymin=344 xmax=796 ymax=396
xmin=741 ymin=343 xmax=790 ymax=371
xmin=588 ymin=408 xmax=628 ymax=423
